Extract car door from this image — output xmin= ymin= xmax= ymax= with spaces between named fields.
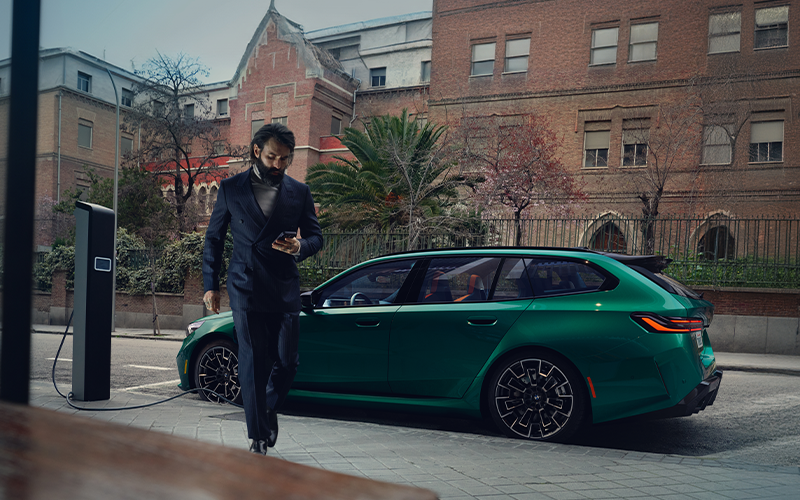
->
xmin=388 ymin=256 xmax=534 ymax=398
xmin=294 ymin=258 xmax=419 ymax=394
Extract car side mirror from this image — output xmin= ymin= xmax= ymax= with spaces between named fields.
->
xmin=300 ymin=291 xmax=315 ymax=312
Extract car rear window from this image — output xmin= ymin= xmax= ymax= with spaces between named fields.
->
xmin=630 ymin=265 xmax=703 ymax=300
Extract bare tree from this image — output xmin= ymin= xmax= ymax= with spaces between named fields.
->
xmin=125 ymin=52 xmax=246 ymax=235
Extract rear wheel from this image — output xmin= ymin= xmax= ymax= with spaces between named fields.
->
xmin=487 ymin=351 xmax=587 ymax=442
xmin=194 ymin=338 xmax=242 ymax=405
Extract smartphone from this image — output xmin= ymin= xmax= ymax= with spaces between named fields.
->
xmin=273 ymin=230 xmax=297 ymax=243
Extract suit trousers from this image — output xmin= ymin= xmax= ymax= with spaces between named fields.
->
xmin=232 ymin=309 xmax=300 ymax=440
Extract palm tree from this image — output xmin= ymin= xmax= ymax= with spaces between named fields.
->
xmin=307 ymin=109 xmax=465 ymax=248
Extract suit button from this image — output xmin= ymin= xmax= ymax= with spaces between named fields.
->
xmin=239 ymin=219 xmax=244 ymax=224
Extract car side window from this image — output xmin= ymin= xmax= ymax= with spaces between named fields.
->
xmin=415 ymin=257 xmax=502 ymax=303
xmin=317 ymin=260 xmax=416 ymax=308
xmin=492 ymin=258 xmax=536 ymax=300
xmin=525 ymin=259 xmax=607 ymax=296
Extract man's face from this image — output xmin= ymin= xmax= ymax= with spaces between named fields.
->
xmin=253 ymin=138 xmax=292 ymax=178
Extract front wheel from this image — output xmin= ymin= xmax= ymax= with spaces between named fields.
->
xmin=194 ymin=338 xmax=242 ymax=405
xmin=487 ymin=351 xmax=587 ymax=442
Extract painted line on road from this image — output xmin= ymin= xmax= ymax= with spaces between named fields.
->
xmin=127 ymin=364 xmax=173 ymax=371
xmin=46 ymin=358 xmax=72 ymax=362
xmin=123 ymin=379 xmax=182 ymax=391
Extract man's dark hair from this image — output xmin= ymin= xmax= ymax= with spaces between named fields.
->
xmin=250 ymin=123 xmax=296 ymax=162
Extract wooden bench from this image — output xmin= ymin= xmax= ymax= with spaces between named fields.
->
xmin=0 ymin=401 xmax=438 ymax=499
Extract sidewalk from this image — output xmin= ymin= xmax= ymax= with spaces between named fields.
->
xmin=30 ymin=324 xmax=800 ymax=499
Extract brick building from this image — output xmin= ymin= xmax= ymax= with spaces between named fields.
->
xmin=428 ymin=0 xmax=800 ymax=225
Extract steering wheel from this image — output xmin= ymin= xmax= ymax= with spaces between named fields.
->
xmin=350 ymin=292 xmax=372 ymax=306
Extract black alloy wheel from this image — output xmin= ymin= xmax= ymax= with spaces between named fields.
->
xmin=194 ymin=338 xmax=242 ymax=405
xmin=487 ymin=351 xmax=587 ymax=442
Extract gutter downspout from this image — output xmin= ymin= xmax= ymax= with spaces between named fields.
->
xmin=349 ymin=78 xmax=361 ymax=127
xmin=57 ymin=90 xmax=62 ymax=202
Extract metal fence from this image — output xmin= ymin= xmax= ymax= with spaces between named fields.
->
xmin=299 ymin=216 xmax=800 ymax=289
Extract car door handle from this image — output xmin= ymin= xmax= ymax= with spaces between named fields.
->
xmin=356 ymin=319 xmax=380 ymax=327
xmin=467 ymin=316 xmax=497 ymax=326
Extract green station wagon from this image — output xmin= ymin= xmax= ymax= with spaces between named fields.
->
xmin=176 ymin=247 xmax=721 ymax=442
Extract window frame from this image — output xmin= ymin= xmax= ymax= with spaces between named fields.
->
xmin=420 ymin=60 xmax=431 ymax=83
xmin=584 ymin=130 xmax=610 ymax=168
xmin=754 ymin=5 xmax=789 ymax=50
xmin=628 ymin=22 xmax=659 ymax=62
xmin=120 ymin=135 xmax=134 ymax=156
xmin=251 ymin=119 xmax=264 ymax=138
xmin=77 ymin=121 xmax=92 ymax=149
xmin=470 ymin=42 xmax=496 ymax=76
xmin=183 ymin=103 xmax=195 ymax=118
xmin=590 ymin=27 xmax=619 ymax=66
xmin=217 ymin=99 xmax=228 ymax=117
xmin=77 ymin=71 xmax=92 ymax=93
xmin=749 ymin=120 xmax=784 ymax=163
xmin=621 ymin=129 xmax=649 ymax=167
xmin=504 ymin=38 xmax=530 ymax=73
xmin=708 ymin=11 xmax=741 ymax=54
xmin=121 ymin=88 xmax=133 ymax=107
xmin=370 ymin=67 xmax=387 ymax=87
xmin=701 ymin=124 xmax=734 ymax=165
xmin=271 ymin=116 xmax=288 ymax=126
xmin=330 ymin=116 xmax=342 ymax=136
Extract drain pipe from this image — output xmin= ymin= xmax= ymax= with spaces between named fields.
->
xmin=349 ymin=78 xmax=361 ymax=127
xmin=57 ymin=89 xmax=62 ymax=202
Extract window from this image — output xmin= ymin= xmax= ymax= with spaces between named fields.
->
xmin=420 ymin=61 xmax=431 ymax=83
xmin=77 ymin=71 xmax=91 ymax=93
xmin=702 ymin=125 xmax=733 ymax=164
xmin=271 ymin=116 xmax=287 ymax=125
xmin=213 ymin=141 xmax=225 ymax=155
xmin=492 ymin=258 xmax=535 ymax=301
xmin=417 ymin=257 xmax=503 ymax=303
xmin=370 ymin=67 xmax=386 ymax=87
xmin=153 ymin=100 xmax=165 ymax=115
xmin=749 ymin=121 xmax=784 ymax=162
xmin=471 ymin=42 xmax=495 ymax=76
xmin=78 ymin=121 xmax=92 ymax=148
xmin=330 ymin=116 xmax=341 ymax=136
xmin=120 ymin=136 xmax=133 ymax=155
xmin=709 ymin=11 xmax=741 ymax=53
xmin=584 ymin=130 xmax=610 ymax=167
xmin=504 ymin=38 xmax=530 ymax=72
xmin=525 ymin=259 xmax=608 ymax=296
xmin=121 ymin=88 xmax=133 ymax=107
xmin=622 ymin=128 xmax=648 ymax=166
xmin=755 ymin=5 xmax=789 ymax=49
xmin=217 ymin=99 xmax=228 ymax=116
xmin=251 ymin=119 xmax=264 ymax=138
xmin=629 ymin=23 xmax=658 ymax=62
xmin=317 ymin=259 xmax=418 ymax=307
xmin=590 ymin=27 xmax=618 ymax=65
xmin=184 ymin=104 xmax=194 ymax=118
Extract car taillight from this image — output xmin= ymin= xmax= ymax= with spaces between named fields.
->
xmin=631 ymin=313 xmax=704 ymax=333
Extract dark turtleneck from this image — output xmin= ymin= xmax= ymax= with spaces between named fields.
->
xmin=250 ymin=165 xmax=281 ymax=218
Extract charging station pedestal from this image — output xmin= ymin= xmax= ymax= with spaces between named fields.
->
xmin=72 ymin=201 xmax=115 ymax=401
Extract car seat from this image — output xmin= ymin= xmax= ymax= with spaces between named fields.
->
xmin=455 ymin=274 xmax=487 ymax=302
xmin=424 ymin=272 xmax=453 ymax=302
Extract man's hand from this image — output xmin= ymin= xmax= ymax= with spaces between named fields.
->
xmin=203 ymin=290 xmax=220 ymax=314
xmin=272 ymin=236 xmax=301 ymax=255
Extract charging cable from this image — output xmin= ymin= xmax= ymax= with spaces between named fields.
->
xmin=51 ymin=311 xmax=243 ymax=411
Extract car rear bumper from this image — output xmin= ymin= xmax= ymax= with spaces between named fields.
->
xmin=647 ymin=369 xmax=723 ymax=419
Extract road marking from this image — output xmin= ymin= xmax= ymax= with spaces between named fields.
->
xmin=123 ymin=379 xmax=181 ymax=391
xmin=46 ymin=358 xmax=72 ymax=362
xmin=127 ymin=364 xmax=173 ymax=371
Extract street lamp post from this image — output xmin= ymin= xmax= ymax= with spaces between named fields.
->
xmin=105 ymin=67 xmax=120 ymax=332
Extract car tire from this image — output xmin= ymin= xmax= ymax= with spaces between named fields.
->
xmin=193 ymin=338 xmax=242 ymax=405
xmin=487 ymin=351 xmax=587 ymax=442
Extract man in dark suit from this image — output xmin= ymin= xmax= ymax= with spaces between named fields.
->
xmin=202 ymin=123 xmax=322 ymax=455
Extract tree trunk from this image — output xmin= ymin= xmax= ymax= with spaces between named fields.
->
xmin=639 ymin=192 xmax=660 ymax=255
xmin=514 ymin=211 xmax=523 ymax=247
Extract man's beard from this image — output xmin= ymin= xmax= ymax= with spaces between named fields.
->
xmin=254 ymin=157 xmax=284 ymax=186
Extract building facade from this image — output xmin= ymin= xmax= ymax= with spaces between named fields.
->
xmin=427 ymin=0 xmax=800 ymax=223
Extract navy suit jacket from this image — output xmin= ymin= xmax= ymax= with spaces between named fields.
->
xmin=203 ymin=168 xmax=323 ymax=313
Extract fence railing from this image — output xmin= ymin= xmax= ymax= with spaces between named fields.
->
xmin=299 ymin=216 xmax=800 ymax=289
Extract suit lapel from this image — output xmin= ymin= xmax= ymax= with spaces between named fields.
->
xmin=236 ymin=169 xmax=268 ymax=228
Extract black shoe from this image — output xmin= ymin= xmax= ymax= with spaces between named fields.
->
xmin=249 ymin=439 xmax=268 ymax=455
xmin=267 ymin=409 xmax=279 ymax=447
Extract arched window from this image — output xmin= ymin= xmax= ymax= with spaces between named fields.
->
xmin=698 ymin=225 xmax=735 ymax=260
xmin=588 ymin=222 xmax=627 ymax=253
xmin=208 ymin=186 xmax=218 ymax=213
